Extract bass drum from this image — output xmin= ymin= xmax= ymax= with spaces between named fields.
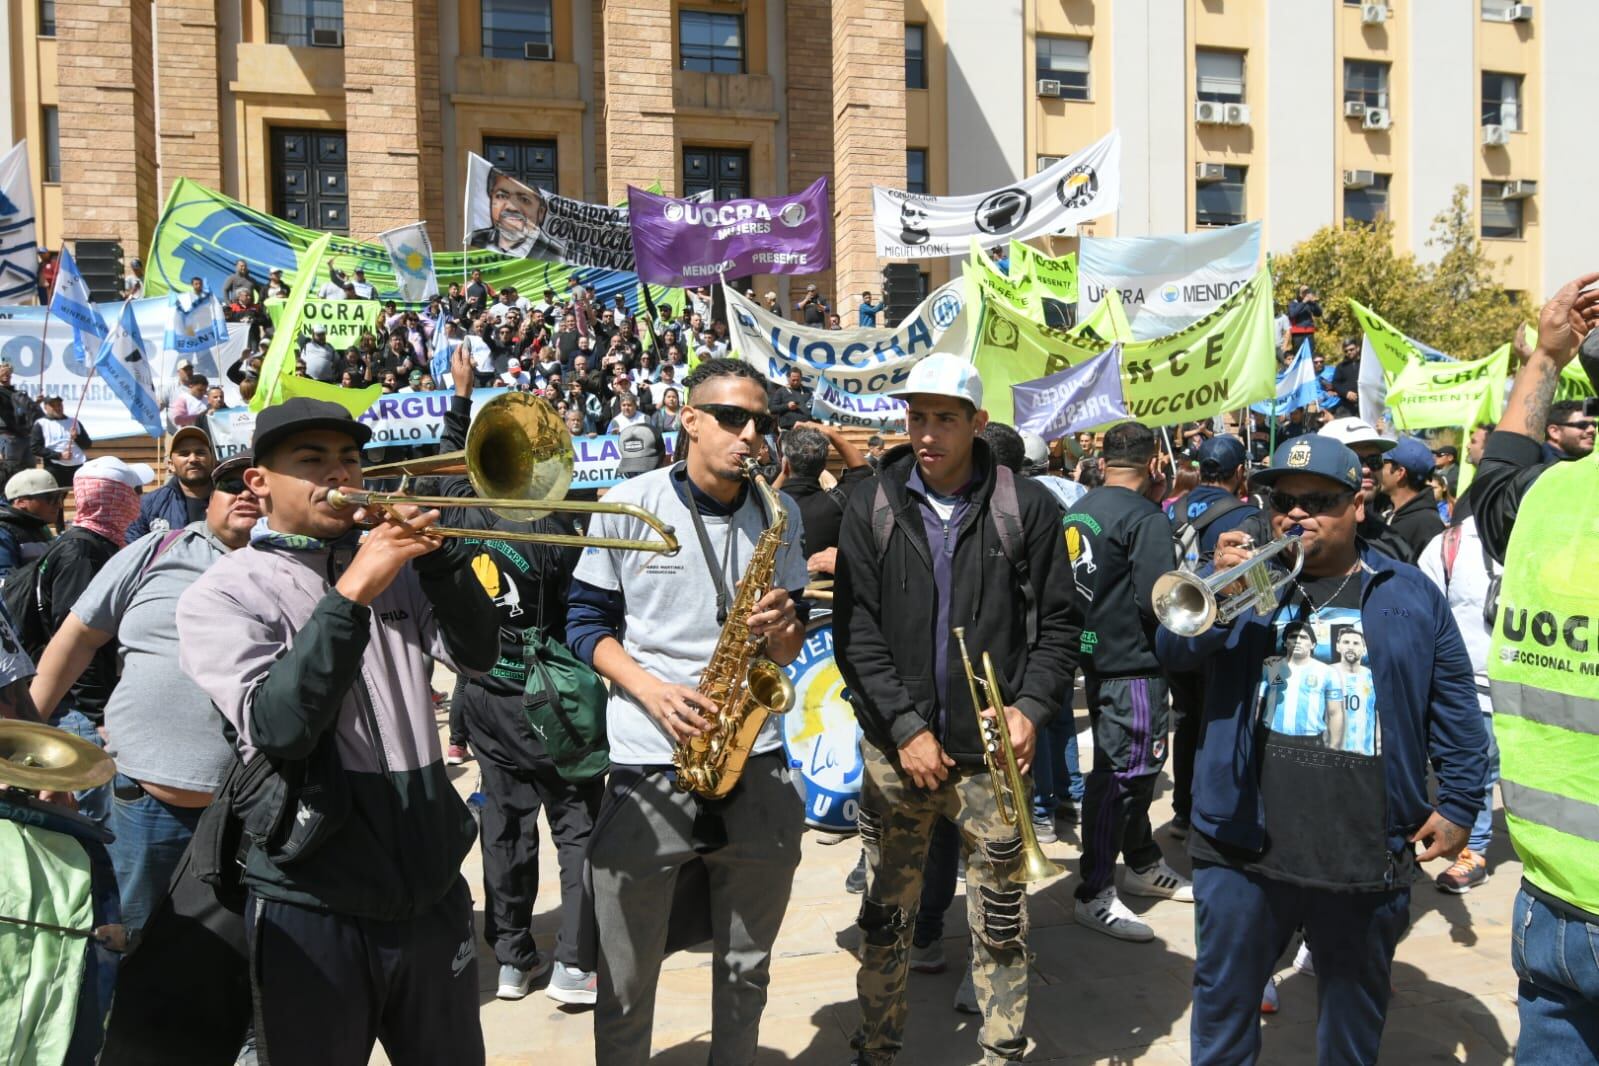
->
xmin=780 ymin=612 xmax=863 ymax=832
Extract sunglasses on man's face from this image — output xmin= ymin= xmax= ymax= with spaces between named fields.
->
xmin=1558 ymin=419 xmax=1597 ymax=432
xmin=1270 ymin=489 xmax=1353 ymax=516
xmin=215 ymin=474 xmax=248 ymax=495
xmin=694 ymin=403 xmax=776 ymax=436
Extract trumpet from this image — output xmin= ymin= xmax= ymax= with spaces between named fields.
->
xmin=1151 ymin=532 xmax=1304 ymax=637
xmin=952 ymin=627 xmax=1064 ymax=885
xmin=325 ymin=392 xmax=680 ymax=555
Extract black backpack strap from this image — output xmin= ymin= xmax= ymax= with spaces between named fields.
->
xmin=989 ymin=466 xmax=1037 ymax=645
xmin=1189 ymin=493 xmax=1247 ymax=534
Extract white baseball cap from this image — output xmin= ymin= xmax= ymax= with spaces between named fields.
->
xmin=74 ymin=455 xmax=157 ymax=489
xmin=5 ymin=469 xmax=70 ymax=500
xmin=1319 ymin=416 xmax=1397 ymax=453
xmin=892 ymin=353 xmax=984 ymax=410
xmin=1019 ymin=431 xmax=1050 ymax=471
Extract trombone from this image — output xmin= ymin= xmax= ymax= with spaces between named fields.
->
xmin=326 ymin=392 xmax=680 ymax=555
xmin=1151 ymin=532 xmax=1303 ymax=637
xmin=953 ymin=627 xmax=1064 ymax=885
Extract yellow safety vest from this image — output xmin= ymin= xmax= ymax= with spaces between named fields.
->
xmin=1487 ymin=451 xmax=1599 ymax=915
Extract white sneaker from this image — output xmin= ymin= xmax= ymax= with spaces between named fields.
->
xmin=952 ymin=965 xmax=979 ymax=1014
xmin=1073 ymin=887 xmax=1154 ymax=942
xmin=1123 ymin=860 xmax=1195 ymax=902
xmin=1293 ymin=940 xmax=1315 ymax=975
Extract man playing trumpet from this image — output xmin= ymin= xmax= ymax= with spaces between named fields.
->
xmin=835 ymin=356 xmax=1074 ymax=1065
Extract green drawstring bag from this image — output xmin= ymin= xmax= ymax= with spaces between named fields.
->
xmin=522 ymin=627 xmax=610 ymax=782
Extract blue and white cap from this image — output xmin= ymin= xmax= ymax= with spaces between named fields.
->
xmin=893 ymin=352 xmax=984 ymax=409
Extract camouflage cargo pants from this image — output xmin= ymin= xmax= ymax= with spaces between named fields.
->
xmin=852 ymin=741 xmax=1030 ymax=1065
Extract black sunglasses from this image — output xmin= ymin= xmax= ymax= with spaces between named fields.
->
xmin=215 ymin=474 xmax=248 ymax=495
xmin=1270 ymin=489 xmax=1353 ymax=516
xmin=694 ymin=403 xmax=776 ymax=435
xmin=1558 ymin=419 xmax=1596 ymax=431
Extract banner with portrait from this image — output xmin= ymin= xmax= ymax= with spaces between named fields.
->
xmin=872 ymin=130 xmax=1120 ymax=259
xmin=464 ymin=152 xmax=641 ymax=271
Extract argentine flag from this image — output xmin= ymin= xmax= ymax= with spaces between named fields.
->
xmin=49 ymin=245 xmax=108 ymax=373
xmin=165 ymin=291 xmax=230 ymax=354
xmin=1250 ymin=339 xmax=1322 ymax=417
xmin=379 ymin=222 xmax=438 ymax=303
xmin=95 ymin=300 xmax=164 ymax=438
xmin=0 ymin=141 xmax=37 ymax=304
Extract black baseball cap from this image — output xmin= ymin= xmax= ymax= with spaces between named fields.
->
xmin=1195 ymin=435 xmax=1248 ymax=477
xmin=1250 ymin=436 xmax=1362 ymax=493
xmin=251 ymin=397 xmax=372 ymax=462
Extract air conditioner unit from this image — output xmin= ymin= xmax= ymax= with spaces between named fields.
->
xmin=1036 ymin=155 xmax=1064 ymax=171
xmin=1195 ymin=163 xmax=1227 ymax=183
xmin=1036 ymin=79 xmax=1063 ymax=98
xmin=1501 ymin=179 xmax=1538 ymax=199
xmin=309 ymin=27 xmax=343 ymax=47
xmin=1344 ymin=100 xmax=1368 ymax=119
xmin=1363 ymin=107 xmax=1392 ymax=130
xmin=1507 ymin=3 xmax=1533 ymax=21
xmin=1195 ymin=101 xmax=1223 ymax=125
xmin=1482 ymin=124 xmax=1510 ymax=147
xmin=523 ymin=40 xmax=554 ymax=60
xmin=1224 ymin=103 xmax=1251 ymax=126
xmin=1361 ymin=3 xmax=1389 ymax=24
xmin=1343 ymin=169 xmax=1376 ymax=190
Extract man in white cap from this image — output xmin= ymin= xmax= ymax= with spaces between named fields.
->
xmin=1318 ymin=416 xmax=1411 ymax=562
xmin=128 ymin=425 xmax=215 ymax=541
xmin=0 ymin=469 xmax=68 ymax=579
xmin=837 ymin=353 xmax=1074 ymax=1066
xmin=26 ymin=456 xmax=155 ymax=825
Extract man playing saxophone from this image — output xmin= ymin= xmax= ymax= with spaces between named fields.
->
xmin=566 ymin=357 xmax=810 ymax=1065
xmin=834 ymin=355 xmax=1075 ymax=1065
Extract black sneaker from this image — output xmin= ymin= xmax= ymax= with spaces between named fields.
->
xmin=845 ymin=852 xmax=867 ymax=894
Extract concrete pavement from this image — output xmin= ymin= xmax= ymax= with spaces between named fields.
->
xmin=398 ymin=696 xmax=1522 ymax=1065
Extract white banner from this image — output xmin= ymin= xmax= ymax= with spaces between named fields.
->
xmin=723 ymin=280 xmax=973 ymax=395
xmin=0 ymin=297 xmax=243 ymax=439
xmin=872 ymin=130 xmax=1120 ymax=259
xmin=809 ymin=375 xmax=906 ymax=430
xmin=0 ymin=142 xmax=36 ymax=304
xmin=205 ymin=388 xmax=669 ymax=489
xmin=1077 ymin=221 xmax=1261 ymax=340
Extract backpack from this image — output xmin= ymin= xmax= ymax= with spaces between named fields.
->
xmin=1171 ymin=491 xmax=1248 ymax=566
xmin=870 ymin=464 xmax=1037 ymax=643
xmin=2 ymin=533 xmax=73 ymax=660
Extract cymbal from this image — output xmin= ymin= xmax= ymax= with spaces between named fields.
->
xmin=0 ymin=719 xmax=115 ymax=793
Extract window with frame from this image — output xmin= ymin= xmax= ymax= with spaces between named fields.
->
xmin=268 ymin=0 xmax=344 ymax=46
xmin=39 ymin=0 xmax=55 ymax=36
xmin=1343 ymin=173 xmax=1391 ymax=225
xmin=906 ymin=24 xmax=927 ymax=90
xmin=42 ymin=107 xmax=60 ymax=183
xmin=1036 ymin=37 xmax=1091 ymax=101
xmin=483 ymin=138 xmax=557 ymax=193
xmin=482 ymin=0 xmax=553 ymax=59
xmin=1343 ymin=60 xmax=1390 ymax=109
xmin=1195 ymin=50 xmax=1245 ymax=104
xmin=679 ymin=10 xmax=744 ymax=74
xmin=1196 ymin=165 xmax=1246 ymax=227
xmin=1481 ymin=182 xmax=1524 ymax=239
xmin=906 ymin=150 xmax=927 ymax=195
xmin=1482 ymin=71 xmax=1524 ymax=131
xmin=683 ymin=147 xmax=748 ymax=201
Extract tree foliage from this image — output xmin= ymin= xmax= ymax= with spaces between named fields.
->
xmin=1270 ymin=185 xmax=1529 ymax=363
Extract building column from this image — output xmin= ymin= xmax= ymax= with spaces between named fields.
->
xmin=57 ymin=0 xmax=159 ymax=252
xmin=786 ymin=0 xmax=835 ymax=300
xmin=155 ymin=0 xmax=224 ymax=199
xmin=831 ymin=0 xmax=906 ymax=310
xmin=343 ymin=0 xmax=445 ymax=241
xmin=600 ymin=0 xmax=676 ymax=202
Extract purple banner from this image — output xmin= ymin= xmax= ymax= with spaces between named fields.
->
xmin=1012 ymin=344 xmax=1129 ymax=440
xmin=628 ymin=177 xmax=832 ymax=287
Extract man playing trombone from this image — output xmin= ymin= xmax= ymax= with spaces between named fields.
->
xmin=835 ymin=356 xmax=1074 ymax=1065
xmin=177 ymin=398 xmax=500 ymax=1066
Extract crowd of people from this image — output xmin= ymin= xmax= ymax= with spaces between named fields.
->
xmin=1 ymin=262 xmax=1596 ymax=1066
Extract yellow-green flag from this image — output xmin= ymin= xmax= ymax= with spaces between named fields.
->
xmin=1073 ymin=288 xmax=1134 ymax=344
xmin=251 ymin=234 xmax=382 ymax=418
xmin=969 ymin=263 xmax=1276 ymax=426
xmin=1347 ymin=299 xmax=1424 ymax=378
xmin=1386 ymin=344 xmax=1510 ymax=432
xmin=1009 ymin=240 xmax=1077 ymax=303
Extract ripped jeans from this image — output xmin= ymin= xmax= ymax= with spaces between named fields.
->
xmin=852 ymin=741 xmax=1030 ymax=1065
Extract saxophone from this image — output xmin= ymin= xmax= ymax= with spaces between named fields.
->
xmin=673 ymin=458 xmax=798 ymax=798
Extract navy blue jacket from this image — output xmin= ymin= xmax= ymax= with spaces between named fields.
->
xmin=1156 ymin=547 xmax=1486 ymax=858
xmin=126 ymin=478 xmax=201 ymax=542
